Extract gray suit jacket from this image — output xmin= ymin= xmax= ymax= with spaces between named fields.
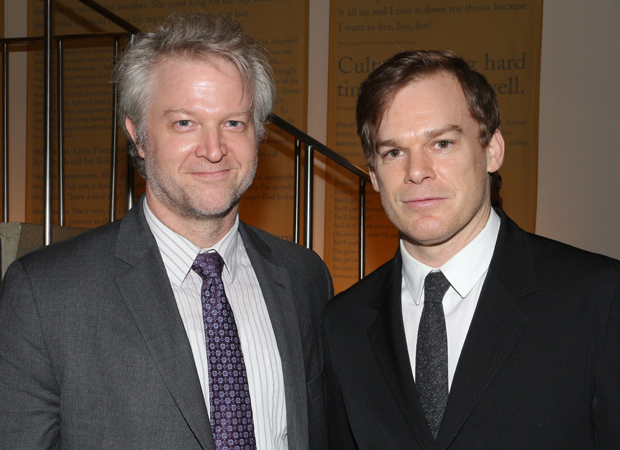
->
xmin=0 ymin=197 xmax=333 ymax=450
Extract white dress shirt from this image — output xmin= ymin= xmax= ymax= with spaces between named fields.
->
xmin=144 ymin=200 xmax=288 ymax=450
xmin=401 ymin=210 xmax=500 ymax=390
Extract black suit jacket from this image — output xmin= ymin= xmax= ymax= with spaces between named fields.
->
xmin=324 ymin=210 xmax=620 ymax=449
xmin=0 ymin=197 xmax=333 ymax=450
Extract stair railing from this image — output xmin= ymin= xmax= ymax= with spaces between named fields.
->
xmin=1 ymin=0 xmax=371 ymax=279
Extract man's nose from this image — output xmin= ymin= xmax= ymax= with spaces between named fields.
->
xmin=405 ymin=150 xmax=435 ymax=184
xmin=196 ymin=129 xmax=227 ymax=162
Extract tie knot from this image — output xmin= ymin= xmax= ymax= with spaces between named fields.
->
xmin=192 ymin=251 xmax=225 ymax=280
xmin=424 ymin=271 xmax=451 ymax=304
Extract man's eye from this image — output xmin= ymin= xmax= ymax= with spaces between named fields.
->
xmin=435 ymin=140 xmax=452 ymax=149
xmin=177 ymin=120 xmax=192 ymax=127
xmin=227 ymin=120 xmax=243 ymax=128
xmin=385 ymin=149 xmax=401 ymax=158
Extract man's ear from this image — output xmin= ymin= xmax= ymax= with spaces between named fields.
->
xmin=486 ymin=129 xmax=505 ymax=173
xmin=369 ymin=166 xmax=380 ymax=193
xmin=125 ymin=117 xmax=145 ymax=158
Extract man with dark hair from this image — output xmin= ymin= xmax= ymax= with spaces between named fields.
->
xmin=0 ymin=13 xmax=332 ymax=450
xmin=324 ymin=50 xmax=620 ymax=449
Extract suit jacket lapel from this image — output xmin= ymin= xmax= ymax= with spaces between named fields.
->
xmin=436 ymin=210 xmax=535 ymax=449
xmin=239 ymin=223 xmax=309 ymax=450
xmin=114 ymin=199 xmax=214 ymax=450
xmin=367 ymin=253 xmax=437 ymax=449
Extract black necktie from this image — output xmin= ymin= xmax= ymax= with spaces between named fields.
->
xmin=416 ymin=270 xmax=451 ymax=439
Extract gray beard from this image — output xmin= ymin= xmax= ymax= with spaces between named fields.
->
xmin=144 ymin=151 xmax=257 ymax=222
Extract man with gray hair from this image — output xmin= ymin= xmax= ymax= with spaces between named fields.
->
xmin=0 ymin=13 xmax=332 ymax=450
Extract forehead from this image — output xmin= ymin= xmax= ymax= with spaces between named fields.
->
xmin=149 ymin=56 xmax=250 ymax=103
xmin=392 ymin=74 xmax=467 ymax=119
xmin=375 ymin=74 xmax=472 ymax=139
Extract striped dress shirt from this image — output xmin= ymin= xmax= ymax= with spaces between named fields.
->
xmin=144 ymin=201 xmax=288 ymax=450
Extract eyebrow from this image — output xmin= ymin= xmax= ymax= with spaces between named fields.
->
xmin=425 ymin=124 xmax=463 ymax=139
xmin=375 ymin=138 xmax=400 ymax=150
xmin=162 ymin=108 xmax=253 ymax=117
xmin=162 ymin=108 xmax=193 ymax=117
xmin=375 ymin=124 xmax=463 ymax=149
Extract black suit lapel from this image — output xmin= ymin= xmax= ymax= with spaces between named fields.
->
xmin=436 ymin=210 xmax=535 ymax=449
xmin=114 ymin=199 xmax=214 ymax=450
xmin=368 ymin=253 xmax=436 ymax=450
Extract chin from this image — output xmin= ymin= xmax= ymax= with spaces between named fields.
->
xmin=406 ymin=235 xmax=449 ymax=248
xmin=402 ymin=223 xmax=454 ymax=247
xmin=197 ymin=202 xmax=238 ymax=219
xmin=172 ymin=196 xmax=238 ymax=220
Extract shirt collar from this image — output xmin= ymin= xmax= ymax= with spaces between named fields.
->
xmin=143 ymin=198 xmax=239 ymax=287
xmin=401 ymin=209 xmax=500 ymax=305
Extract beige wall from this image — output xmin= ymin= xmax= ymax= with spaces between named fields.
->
xmin=307 ymin=0 xmax=330 ymax=256
xmin=536 ymin=0 xmax=620 ymax=259
xmin=5 ymin=0 xmax=620 ymax=260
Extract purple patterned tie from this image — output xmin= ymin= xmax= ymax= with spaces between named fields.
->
xmin=192 ymin=251 xmax=256 ymax=450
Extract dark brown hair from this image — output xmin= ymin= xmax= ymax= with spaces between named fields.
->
xmin=356 ymin=50 xmax=500 ymax=169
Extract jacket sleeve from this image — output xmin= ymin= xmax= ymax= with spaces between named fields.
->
xmin=0 ymin=260 xmax=60 ymax=449
xmin=592 ymin=276 xmax=620 ymax=449
xmin=323 ymin=321 xmax=359 ymax=450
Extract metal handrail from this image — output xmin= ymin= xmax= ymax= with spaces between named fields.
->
xmin=77 ymin=0 xmax=141 ymax=34
xmin=269 ymin=114 xmax=370 ymax=182
xmin=109 ymin=37 xmax=120 ymax=222
xmin=268 ymin=114 xmax=369 ymax=277
xmin=57 ymin=38 xmax=64 ymax=226
xmin=43 ymin=0 xmax=52 ymax=245
xmin=1 ymin=1 xmax=371 ymax=279
xmin=1 ymin=31 xmax=132 ymax=243
xmin=2 ymin=41 xmax=8 ymax=222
